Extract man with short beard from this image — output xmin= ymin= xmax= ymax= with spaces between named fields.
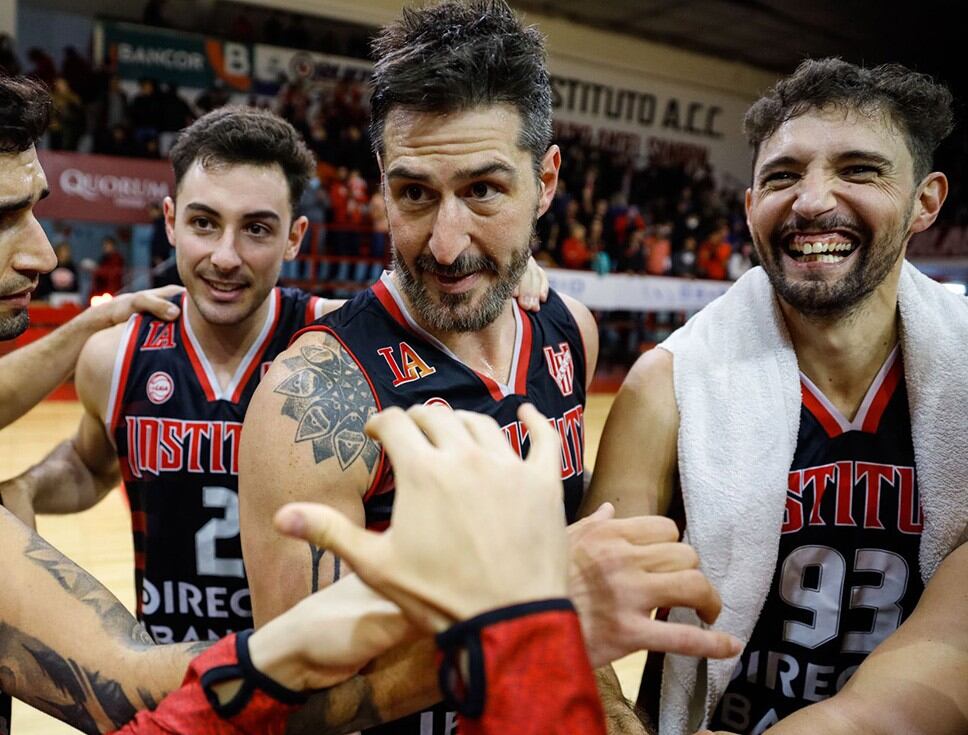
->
xmin=585 ymin=58 xmax=968 ymax=734
xmin=239 ymin=4 xmax=600 ymax=732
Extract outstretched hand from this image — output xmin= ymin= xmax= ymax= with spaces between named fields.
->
xmin=569 ymin=503 xmax=741 ymax=666
xmin=86 ymin=284 xmax=184 ymax=328
xmin=275 ymin=403 xmax=568 ymax=632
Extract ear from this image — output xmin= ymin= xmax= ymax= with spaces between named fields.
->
xmin=744 ymin=187 xmax=754 ymax=232
xmin=909 ymin=172 xmax=948 ymax=235
xmin=163 ymin=196 xmax=177 ymax=247
xmin=285 ymin=215 xmax=310 ymax=261
xmin=535 ymin=145 xmax=561 ymax=218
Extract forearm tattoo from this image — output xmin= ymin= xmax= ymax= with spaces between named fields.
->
xmin=24 ymin=534 xmax=154 ymax=647
xmin=274 ymin=338 xmax=380 ymax=472
xmin=0 ymin=533 xmax=214 ymax=732
xmin=0 ymin=621 xmax=139 ymax=734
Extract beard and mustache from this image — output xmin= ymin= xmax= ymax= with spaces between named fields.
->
xmin=755 ymin=205 xmax=912 ymax=319
xmin=392 ymin=224 xmax=533 ymax=333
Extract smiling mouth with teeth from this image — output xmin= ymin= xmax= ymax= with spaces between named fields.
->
xmin=784 ymin=235 xmax=858 ymax=264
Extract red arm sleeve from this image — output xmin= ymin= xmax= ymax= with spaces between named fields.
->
xmin=437 ymin=600 xmax=605 ymax=735
xmin=108 ymin=632 xmax=304 ymax=735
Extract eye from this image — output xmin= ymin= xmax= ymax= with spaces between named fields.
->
xmin=402 ymin=184 xmax=427 ymax=202
xmin=466 ymin=181 xmax=499 ymax=200
xmin=191 ymin=216 xmax=214 ymax=230
xmin=246 ymin=222 xmax=271 ymax=236
xmin=841 ymin=165 xmax=881 ymax=181
xmin=760 ymin=171 xmax=798 ymax=188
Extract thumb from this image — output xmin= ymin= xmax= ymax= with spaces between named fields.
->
xmin=586 ymin=502 xmax=615 ymax=522
xmin=275 ymin=502 xmax=379 ymax=571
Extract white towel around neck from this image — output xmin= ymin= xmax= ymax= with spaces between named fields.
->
xmin=656 ymin=263 xmax=968 ymax=734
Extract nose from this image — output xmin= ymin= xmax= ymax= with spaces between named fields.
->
xmin=427 ymin=195 xmax=471 ymax=266
xmin=210 ymin=231 xmax=243 ymax=271
xmin=791 ymin=169 xmax=837 ymax=221
xmin=12 ymin=215 xmax=56 ymax=276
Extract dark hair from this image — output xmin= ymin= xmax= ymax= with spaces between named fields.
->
xmin=0 ymin=75 xmax=51 ymax=153
xmin=169 ymin=106 xmax=316 ymax=212
xmin=744 ymin=58 xmax=954 ymax=181
xmin=369 ymin=0 xmax=552 ymax=173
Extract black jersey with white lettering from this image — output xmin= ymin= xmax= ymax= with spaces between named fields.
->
xmin=295 ymin=272 xmax=588 ymax=735
xmin=710 ymin=347 xmax=923 ymax=734
xmin=109 ymin=288 xmax=325 ymax=644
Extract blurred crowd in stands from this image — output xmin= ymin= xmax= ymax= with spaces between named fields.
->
xmin=3 ymin=7 xmax=965 ymax=294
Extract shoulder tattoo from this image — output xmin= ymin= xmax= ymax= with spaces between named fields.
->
xmin=274 ymin=335 xmax=380 ymax=473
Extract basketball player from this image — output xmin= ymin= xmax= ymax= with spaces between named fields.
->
xmin=0 ymin=75 xmax=604 ymax=731
xmin=584 ymin=59 xmax=968 ymax=734
xmin=0 ymin=103 xmax=554 ymax=646
xmin=240 ymin=3 xmax=735 ymax=734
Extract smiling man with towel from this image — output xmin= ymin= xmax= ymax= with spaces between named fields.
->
xmin=586 ymin=58 xmax=968 ymax=735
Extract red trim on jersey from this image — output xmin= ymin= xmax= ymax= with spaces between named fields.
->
xmin=861 ymin=356 xmax=902 ymax=433
xmin=229 ymin=290 xmax=282 ymax=404
xmin=305 ymin=295 xmax=321 ymax=324
xmin=288 ymin=325 xmax=387 ymax=503
xmin=109 ymin=315 xmax=144 ymax=437
xmin=134 ymin=551 xmax=146 ymax=570
xmin=373 ymin=278 xmax=408 ymax=328
xmin=801 ymin=380 xmax=844 ymax=439
xmin=513 ymin=305 xmax=533 ymax=395
xmin=180 ymin=309 xmax=218 ymax=402
xmin=131 ymin=510 xmax=146 ymax=534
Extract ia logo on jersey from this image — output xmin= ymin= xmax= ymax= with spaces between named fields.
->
xmin=142 ymin=321 xmax=176 ymax=350
xmin=146 ymin=371 xmax=175 ymax=405
xmin=544 ymin=342 xmax=574 ymax=396
xmin=377 ymin=342 xmax=436 ymax=387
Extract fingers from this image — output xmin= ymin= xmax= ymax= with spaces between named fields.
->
xmin=518 ymin=403 xmax=561 ymax=476
xmin=131 ymin=292 xmax=180 ymax=321
xmin=627 ymin=620 xmax=741 ymax=660
xmin=407 ymin=404 xmax=472 ymax=448
xmin=455 ymin=410 xmax=509 ymax=455
xmin=365 ymin=407 xmax=431 ymax=469
xmin=644 ymin=569 xmax=723 ymax=625
xmin=275 ymin=502 xmax=380 ymax=576
xmin=607 ymin=514 xmax=681 ymax=545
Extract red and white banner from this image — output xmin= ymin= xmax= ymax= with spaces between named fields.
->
xmin=35 ymin=151 xmax=174 ymax=224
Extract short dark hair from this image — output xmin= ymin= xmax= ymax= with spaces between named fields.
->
xmin=169 ymin=106 xmax=316 ymax=213
xmin=369 ymin=0 xmax=552 ymax=173
xmin=0 ymin=75 xmax=51 ymax=153
xmin=744 ymin=58 xmax=954 ymax=181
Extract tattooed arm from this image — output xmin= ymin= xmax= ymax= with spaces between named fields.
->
xmin=0 ymin=505 xmax=204 ymax=734
xmin=240 ymin=329 xmax=380 ymax=626
xmin=0 ymin=324 xmax=124 ymax=527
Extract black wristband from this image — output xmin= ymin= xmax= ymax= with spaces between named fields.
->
xmin=435 ymin=599 xmax=574 ymax=718
xmin=200 ymin=629 xmax=307 ymax=718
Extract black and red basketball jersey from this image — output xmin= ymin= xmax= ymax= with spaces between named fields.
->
xmin=108 ymin=287 xmax=325 ymax=644
xmin=710 ymin=346 xmax=923 ymax=734
xmin=297 ymin=272 xmax=588 ymax=735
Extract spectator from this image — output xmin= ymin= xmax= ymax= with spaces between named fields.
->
xmin=673 ymin=235 xmax=699 ymax=278
xmin=47 ymin=78 xmax=84 ymax=150
xmin=728 ymin=240 xmax=756 ymax=281
xmin=91 ymin=236 xmax=126 ymax=296
xmin=195 ymin=80 xmax=231 ymax=115
xmin=561 ymin=222 xmax=591 ymax=270
xmin=0 ymin=34 xmax=20 ymax=74
xmin=36 ymin=241 xmax=79 ymax=300
xmin=620 ymin=228 xmax=647 ymax=274
xmin=645 ymin=223 xmax=672 ymax=276
xmin=697 ymin=223 xmax=732 ymax=280
xmin=26 ymin=47 xmax=56 ymax=87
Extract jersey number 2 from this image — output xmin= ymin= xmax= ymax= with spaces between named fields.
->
xmin=195 ymin=486 xmax=245 ymax=578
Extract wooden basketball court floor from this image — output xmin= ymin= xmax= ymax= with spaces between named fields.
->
xmin=1 ymin=393 xmax=647 ymax=734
